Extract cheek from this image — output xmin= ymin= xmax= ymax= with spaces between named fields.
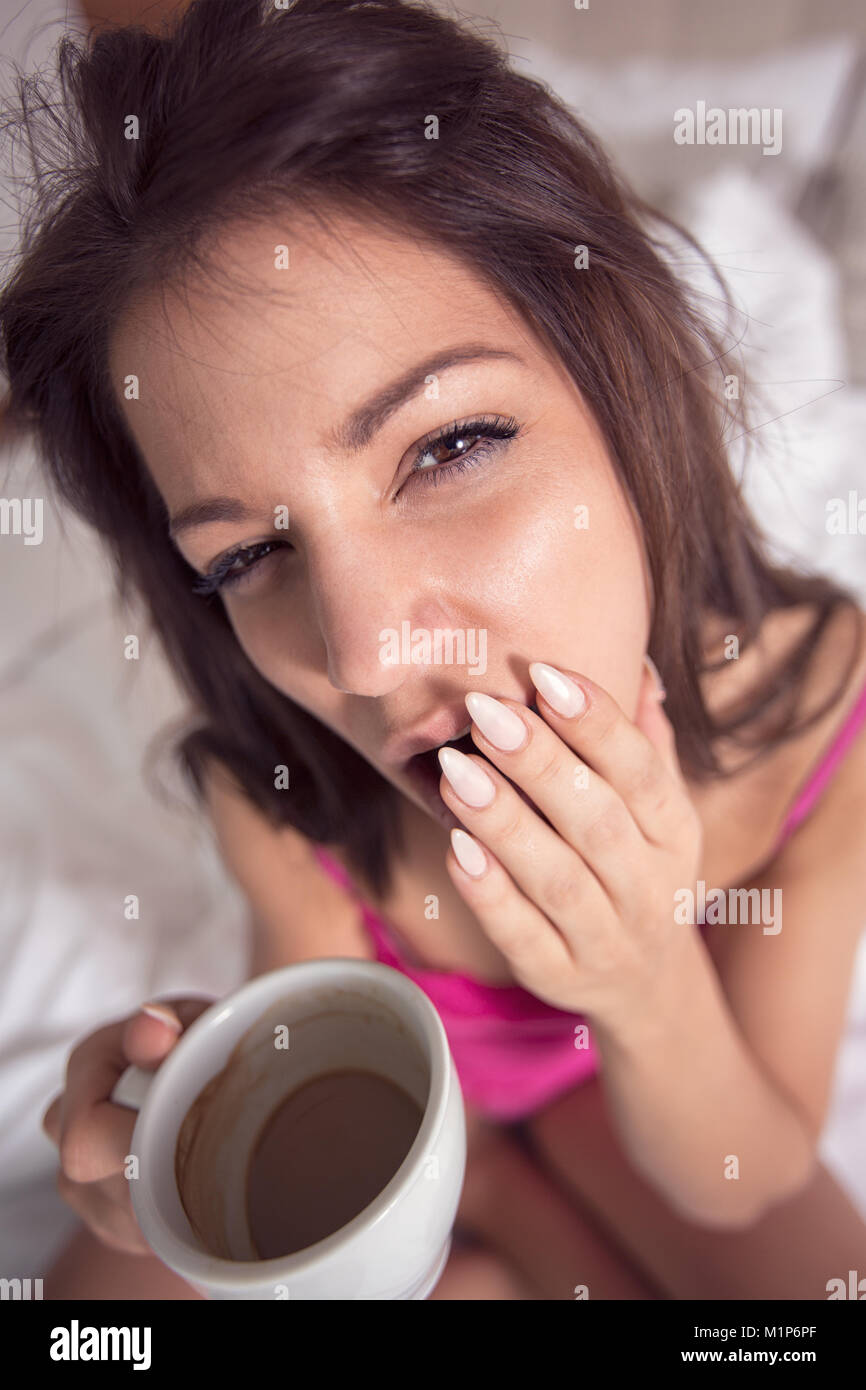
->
xmin=229 ymin=605 xmax=346 ymax=733
xmin=224 ymin=597 xmax=358 ymax=744
xmin=467 ymin=465 xmax=644 ymax=608
xmin=221 ymin=596 xmax=315 ymax=696
xmin=465 ymin=467 xmax=649 ymax=704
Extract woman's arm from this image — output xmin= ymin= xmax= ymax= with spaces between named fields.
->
xmin=590 ymin=723 xmax=866 ymax=1229
xmin=591 ymin=925 xmax=816 ymax=1229
xmin=44 ymin=762 xmax=373 ymax=1300
xmin=435 ymin=653 xmax=866 ymax=1231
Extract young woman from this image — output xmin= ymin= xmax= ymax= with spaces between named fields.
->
xmin=4 ymin=0 xmax=866 ymax=1299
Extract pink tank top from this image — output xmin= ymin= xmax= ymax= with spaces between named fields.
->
xmin=313 ymin=671 xmax=866 ymax=1123
xmin=769 ymin=672 xmax=866 ymax=856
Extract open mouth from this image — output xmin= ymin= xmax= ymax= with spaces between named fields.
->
xmin=404 ymin=730 xmax=475 ymax=825
xmin=405 ymin=722 xmax=551 ymax=829
xmin=407 ymin=730 xmax=475 ymax=792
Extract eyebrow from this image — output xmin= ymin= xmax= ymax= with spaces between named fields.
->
xmin=167 ymin=344 xmax=524 ymax=539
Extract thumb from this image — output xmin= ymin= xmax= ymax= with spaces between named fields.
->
xmin=122 ymin=997 xmax=214 ymax=1070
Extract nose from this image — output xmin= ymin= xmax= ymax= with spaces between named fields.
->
xmin=308 ymin=536 xmax=442 ymax=698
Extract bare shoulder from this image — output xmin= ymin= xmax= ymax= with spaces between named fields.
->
xmin=700 ymin=598 xmax=866 ymax=888
xmin=199 ymin=756 xmax=374 ymax=968
xmin=772 ymin=601 xmax=866 ymax=864
xmin=200 ymin=756 xmax=317 ymax=866
xmin=695 ymin=601 xmax=866 ymax=877
xmin=700 ymin=602 xmax=866 ymax=1140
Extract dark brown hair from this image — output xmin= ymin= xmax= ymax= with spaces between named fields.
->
xmin=1 ymin=0 xmax=862 ymax=899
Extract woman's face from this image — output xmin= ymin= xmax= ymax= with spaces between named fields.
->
xmin=112 ymin=208 xmax=651 ymax=830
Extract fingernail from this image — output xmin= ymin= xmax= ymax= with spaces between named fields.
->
xmin=140 ymin=1002 xmax=183 ymax=1032
xmin=465 ymin=691 xmax=527 ymax=751
xmin=437 ymin=746 xmax=496 ymax=807
xmin=528 ymin=662 xmax=587 ymax=718
xmin=643 ymin=654 xmax=667 ymax=703
xmin=450 ymin=828 xmax=488 ymax=877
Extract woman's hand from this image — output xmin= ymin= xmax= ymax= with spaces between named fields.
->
xmin=42 ymin=997 xmax=214 ymax=1255
xmin=439 ymin=657 xmax=704 ymax=1034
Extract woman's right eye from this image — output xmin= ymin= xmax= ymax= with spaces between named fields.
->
xmin=192 ymin=539 xmax=288 ymax=596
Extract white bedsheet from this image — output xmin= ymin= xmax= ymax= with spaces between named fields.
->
xmin=1 ymin=10 xmax=865 ymax=1283
xmin=0 ymin=431 xmax=251 ymax=1276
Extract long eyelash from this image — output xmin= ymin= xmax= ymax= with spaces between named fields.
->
xmin=191 ymin=414 xmax=520 ymax=596
xmin=191 ymin=540 xmax=284 ymax=597
xmin=407 ymin=414 xmax=519 ymax=488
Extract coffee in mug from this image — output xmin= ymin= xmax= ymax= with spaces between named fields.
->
xmin=111 ymin=961 xmax=466 ymax=1299
xmin=173 ymin=992 xmax=432 ymax=1264
xmin=243 ymin=1068 xmax=424 ymax=1259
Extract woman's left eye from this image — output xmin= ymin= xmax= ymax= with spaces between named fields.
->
xmin=192 ymin=414 xmax=521 ymax=598
xmin=406 ymin=414 xmax=520 ymax=488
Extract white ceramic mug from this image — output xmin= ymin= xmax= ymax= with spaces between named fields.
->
xmin=110 ymin=959 xmax=466 ymax=1300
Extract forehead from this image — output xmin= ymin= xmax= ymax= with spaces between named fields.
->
xmin=109 ymin=209 xmax=541 ymax=423
xmin=107 ymin=209 xmax=582 ymax=525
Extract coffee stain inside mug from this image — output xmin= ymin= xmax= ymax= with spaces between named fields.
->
xmin=245 ymin=1067 xmax=423 ymax=1259
xmin=174 ymin=997 xmax=427 ymax=1262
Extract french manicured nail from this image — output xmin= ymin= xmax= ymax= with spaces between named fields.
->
xmin=643 ymin=654 xmax=667 ymax=702
xmin=528 ymin=662 xmax=587 ymax=718
xmin=140 ymin=1002 xmax=183 ymax=1032
xmin=465 ymin=691 xmax=527 ymax=751
xmin=438 ymin=746 xmax=496 ymax=807
xmin=450 ymin=828 xmax=488 ymax=877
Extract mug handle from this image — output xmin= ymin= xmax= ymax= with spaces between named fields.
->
xmin=111 ymin=1065 xmax=156 ymax=1112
